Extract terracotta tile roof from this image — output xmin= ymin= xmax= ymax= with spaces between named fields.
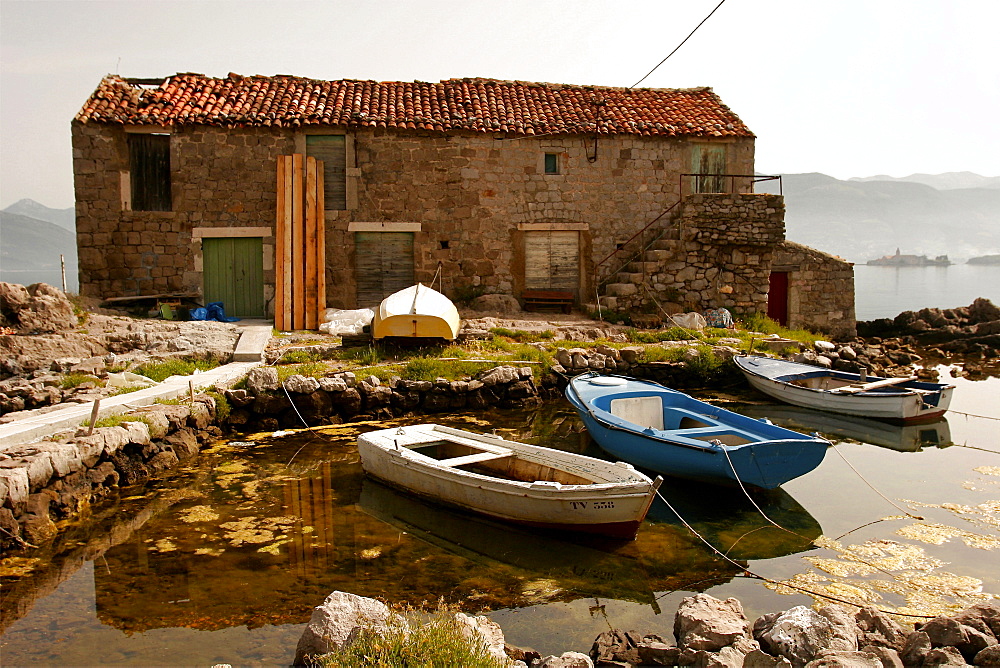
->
xmin=75 ymin=73 xmax=753 ymax=138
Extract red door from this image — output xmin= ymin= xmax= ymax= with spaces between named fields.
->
xmin=768 ymin=272 xmax=789 ymax=326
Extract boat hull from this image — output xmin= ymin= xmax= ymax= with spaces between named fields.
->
xmin=371 ymin=283 xmax=460 ymax=340
xmin=358 ymin=424 xmax=660 ymax=538
xmin=566 ymin=373 xmax=828 ymax=490
xmin=734 ymin=355 xmax=954 ymax=422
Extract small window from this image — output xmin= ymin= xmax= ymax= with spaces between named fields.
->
xmin=544 ymin=152 xmax=559 ymax=175
xmin=306 ymin=135 xmax=347 ymax=210
xmin=129 ymin=133 xmax=171 ymax=211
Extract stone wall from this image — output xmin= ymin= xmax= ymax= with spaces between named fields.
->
xmin=774 ymin=241 xmax=856 ymax=338
xmin=72 ymin=119 xmax=753 ymax=313
xmin=602 ymin=193 xmax=785 ymax=316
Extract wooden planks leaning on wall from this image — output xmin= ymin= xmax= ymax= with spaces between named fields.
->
xmin=275 ymin=154 xmax=326 ymax=330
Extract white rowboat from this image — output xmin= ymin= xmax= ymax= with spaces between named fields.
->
xmin=357 ymin=423 xmax=663 ymax=539
xmin=371 ymin=283 xmax=460 ymax=340
xmin=734 ymin=355 xmax=954 ymax=422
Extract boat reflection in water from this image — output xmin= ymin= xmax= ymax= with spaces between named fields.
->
xmin=740 ymin=404 xmax=952 ymax=452
xmin=359 ymin=474 xmax=822 ymax=613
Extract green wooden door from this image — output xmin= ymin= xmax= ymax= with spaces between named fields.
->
xmin=691 ymin=144 xmax=727 ymax=193
xmin=202 ymin=237 xmax=264 ymax=317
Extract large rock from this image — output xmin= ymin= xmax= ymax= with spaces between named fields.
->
xmin=293 ymin=591 xmax=404 ymax=665
xmin=453 ymin=613 xmax=510 ymax=665
xmin=471 ymin=293 xmax=522 ymax=314
xmin=0 ymin=283 xmax=77 ymax=334
xmin=754 ymin=606 xmax=839 ymax=665
xmin=968 ymin=297 xmax=1000 ymax=324
xmin=674 ymin=593 xmax=751 ymax=652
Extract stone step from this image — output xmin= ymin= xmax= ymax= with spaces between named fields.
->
xmin=604 ymin=283 xmax=638 ymax=297
xmin=626 ymin=261 xmax=658 ymax=274
xmin=233 ymin=324 xmax=273 ymax=362
xmin=643 ymin=249 xmax=673 ymax=262
xmin=612 ymin=272 xmax=644 ymax=284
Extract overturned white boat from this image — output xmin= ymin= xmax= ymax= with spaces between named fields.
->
xmin=371 ymin=283 xmax=460 ymax=340
xmin=358 ymin=423 xmax=662 ymax=539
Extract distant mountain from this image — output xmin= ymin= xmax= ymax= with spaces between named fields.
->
xmin=0 ymin=204 xmax=78 ymax=291
xmin=3 ymin=199 xmax=76 ymax=231
xmin=848 ymin=172 xmax=1000 ymax=191
xmin=756 ymin=173 xmax=1000 ymax=263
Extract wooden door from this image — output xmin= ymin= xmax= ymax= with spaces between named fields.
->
xmin=525 ymin=230 xmax=580 ymax=295
xmin=767 ymin=271 xmax=789 ymax=326
xmin=355 ymin=232 xmax=414 ymax=306
xmin=202 ymin=237 xmax=265 ymax=317
xmin=691 ymin=144 xmax=727 ymax=193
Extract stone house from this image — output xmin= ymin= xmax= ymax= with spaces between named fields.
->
xmin=72 ymin=72 xmax=855 ymax=336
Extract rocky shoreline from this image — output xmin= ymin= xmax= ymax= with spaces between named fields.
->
xmin=296 ymin=590 xmax=1000 ymax=667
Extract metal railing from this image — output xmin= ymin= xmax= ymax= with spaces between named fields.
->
xmin=593 ymin=174 xmax=782 ymax=314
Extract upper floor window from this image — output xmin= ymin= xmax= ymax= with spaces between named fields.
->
xmin=691 ymin=143 xmax=727 ymax=194
xmin=306 ymin=135 xmax=347 ymax=210
xmin=544 ymin=152 xmax=560 ymax=175
xmin=129 ymin=133 xmax=171 ymax=211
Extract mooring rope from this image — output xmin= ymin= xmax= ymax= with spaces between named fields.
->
xmin=718 ymin=444 xmax=815 ymax=542
xmin=830 ymin=444 xmax=924 ymax=520
xmin=653 ymin=488 xmax=936 ymax=618
xmin=948 ymin=409 xmax=1000 ymax=421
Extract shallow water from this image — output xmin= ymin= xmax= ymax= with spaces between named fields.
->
xmin=1 ymin=367 xmax=998 ymax=664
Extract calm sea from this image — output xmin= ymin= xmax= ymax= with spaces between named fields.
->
xmin=853 ymin=263 xmax=1000 ymax=321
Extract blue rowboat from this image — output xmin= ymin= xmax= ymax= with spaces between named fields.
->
xmin=565 ymin=372 xmax=829 ymax=489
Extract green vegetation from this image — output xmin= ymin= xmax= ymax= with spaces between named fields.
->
xmin=625 ymin=327 xmax=696 ymax=343
xmin=204 ymin=389 xmax=230 ymax=423
xmin=320 ymin=608 xmax=507 ymax=668
xmin=279 ymin=349 xmax=321 ymax=364
xmin=487 ymin=327 xmax=553 ymax=342
xmin=60 ymin=373 xmax=101 ymax=390
xmin=133 ymin=358 xmax=220 ymax=382
xmin=110 ymin=385 xmax=145 ymax=396
xmin=83 ymin=413 xmax=152 ymax=429
xmin=277 ymin=361 xmax=329 ymax=382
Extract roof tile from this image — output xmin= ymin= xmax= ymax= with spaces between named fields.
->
xmin=75 ymin=73 xmax=753 ymax=138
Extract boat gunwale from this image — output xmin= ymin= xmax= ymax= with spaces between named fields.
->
xmin=359 ymin=425 xmax=654 ymax=495
xmin=733 ymin=355 xmax=955 ymax=397
xmin=566 ymin=372 xmax=826 ymax=453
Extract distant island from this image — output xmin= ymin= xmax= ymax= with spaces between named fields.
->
xmin=967 ymin=254 xmax=1000 ymax=265
xmin=867 ymin=248 xmax=951 ymax=266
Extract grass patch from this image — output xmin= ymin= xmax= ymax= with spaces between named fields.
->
xmin=60 ymin=373 xmax=102 ymax=390
xmin=487 ymin=327 xmax=552 ymax=343
xmin=83 ymin=413 xmax=152 ymax=429
xmin=204 ymin=389 xmax=230 ymax=422
xmin=320 ymin=606 xmax=507 ymax=668
xmin=400 ymin=357 xmax=486 ymax=382
xmin=133 ymin=358 xmax=219 ymax=383
xmin=110 ymin=385 xmax=145 ymax=396
xmin=279 ymin=349 xmax=321 ymax=364
xmin=277 ymin=361 xmax=329 ymax=382
xmin=625 ymin=327 xmax=697 ymax=343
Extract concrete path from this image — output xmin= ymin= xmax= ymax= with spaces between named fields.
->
xmin=0 ymin=322 xmax=272 ymax=450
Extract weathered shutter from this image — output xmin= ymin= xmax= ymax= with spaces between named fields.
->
xmin=525 ymin=231 xmax=579 ymax=295
xmin=129 ymin=133 xmax=171 ymax=211
xmin=691 ymin=144 xmax=727 ymax=194
xmin=355 ymin=232 xmax=414 ymax=306
xmin=203 ymin=237 xmax=265 ymax=317
xmin=306 ymin=135 xmax=346 ymax=210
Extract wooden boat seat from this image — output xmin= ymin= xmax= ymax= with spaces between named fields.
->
xmin=438 ymin=450 xmax=514 ymax=468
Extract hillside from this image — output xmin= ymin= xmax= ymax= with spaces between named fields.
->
xmin=757 ymin=173 xmax=1000 ymax=262
xmin=0 ymin=208 xmax=78 ymax=291
xmin=3 ymin=199 xmax=75 ymax=231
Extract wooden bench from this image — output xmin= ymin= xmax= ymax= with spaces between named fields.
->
xmin=522 ymin=290 xmax=575 ymax=314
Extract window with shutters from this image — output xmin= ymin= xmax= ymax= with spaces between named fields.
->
xmin=306 ymin=135 xmax=347 ymax=210
xmin=354 ymin=231 xmax=414 ymax=305
xmin=128 ymin=133 xmax=171 ymax=211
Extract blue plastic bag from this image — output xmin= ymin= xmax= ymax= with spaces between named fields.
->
xmin=189 ymin=307 xmax=208 ymax=321
xmin=206 ymin=302 xmax=240 ymax=322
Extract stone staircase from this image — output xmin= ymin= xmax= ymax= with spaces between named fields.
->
xmin=597 ymin=208 xmax=684 ymax=312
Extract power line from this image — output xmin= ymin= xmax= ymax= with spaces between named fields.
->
xmin=631 ymin=0 xmax=727 ymax=88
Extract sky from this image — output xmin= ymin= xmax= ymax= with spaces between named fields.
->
xmin=2 ymin=0 xmax=998 ymax=210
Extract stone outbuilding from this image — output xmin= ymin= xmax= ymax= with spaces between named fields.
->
xmin=71 ymin=72 xmax=854 ymax=335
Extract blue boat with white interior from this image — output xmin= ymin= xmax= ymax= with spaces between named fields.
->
xmin=565 ymin=372 xmax=829 ymax=489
